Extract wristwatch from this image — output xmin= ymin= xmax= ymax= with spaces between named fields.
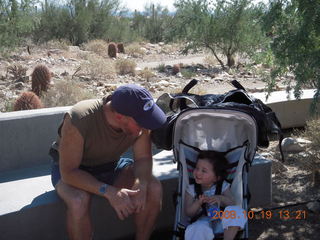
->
xmin=99 ymin=183 xmax=108 ymax=196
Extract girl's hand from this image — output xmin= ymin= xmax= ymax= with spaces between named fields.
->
xmin=195 ymin=194 xmax=206 ymax=207
xmin=204 ymin=195 xmax=222 ymax=206
xmin=198 ymin=194 xmax=206 ymax=203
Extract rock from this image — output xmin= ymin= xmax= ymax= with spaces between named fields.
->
xmin=176 ymin=72 xmax=183 ymax=78
xmin=306 ymin=201 xmax=320 ymax=213
xmin=15 ymin=76 xmax=29 ymax=83
xmin=281 ymin=137 xmax=307 ymax=153
xmin=157 ymin=80 xmax=170 ymax=87
xmin=60 ymin=71 xmax=69 ymax=76
xmin=14 ymin=82 xmax=24 ymax=90
xmin=260 ymin=152 xmax=273 ymax=158
xmin=68 ymin=46 xmax=80 ymax=52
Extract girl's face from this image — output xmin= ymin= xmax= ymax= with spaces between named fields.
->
xmin=193 ymin=158 xmax=219 ymax=189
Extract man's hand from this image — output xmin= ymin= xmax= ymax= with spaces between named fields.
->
xmin=131 ymin=182 xmax=147 ymax=213
xmin=106 ymin=187 xmax=140 ymax=220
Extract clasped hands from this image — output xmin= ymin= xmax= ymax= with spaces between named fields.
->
xmin=197 ymin=194 xmax=222 ymax=207
xmin=106 ymin=184 xmax=147 ymax=220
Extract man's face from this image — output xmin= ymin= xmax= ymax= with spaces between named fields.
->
xmin=120 ymin=116 xmax=143 ymax=137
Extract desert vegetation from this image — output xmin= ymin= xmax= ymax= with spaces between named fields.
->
xmin=0 ymin=0 xmax=318 ymax=112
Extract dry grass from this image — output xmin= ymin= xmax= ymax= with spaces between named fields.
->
xmin=81 ymin=39 xmax=108 ymax=56
xmin=41 ymin=39 xmax=70 ymax=50
xmin=78 ymin=53 xmax=116 ymax=80
xmin=7 ymin=64 xmax=28 ymax=81
xmin=303 ymin=118 xmax=320 ymax=161
xmin=160 ymin=43 xmax=180 ymax=54
xmin=115 ymin=58 xmax=136 ymax=76
xmin=126 ymin=43 xmax=146 ymax=58
xmin=204 ymin=55 xmax=220 ymax=66
xmin=138 ymin=68 xmax=155 ymax=82
xmin=42 ymin=78 xmax=95 ymax=107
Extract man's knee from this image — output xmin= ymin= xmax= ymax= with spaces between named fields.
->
xmin=58 ymin=184 xmax=91 ymax=214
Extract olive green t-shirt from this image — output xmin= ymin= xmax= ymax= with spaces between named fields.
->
xmin=53 ymin=99 xmax=137 ymax=166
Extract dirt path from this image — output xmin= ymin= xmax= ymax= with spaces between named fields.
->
xmin=137 ymin=55 xmax=207 ymax=69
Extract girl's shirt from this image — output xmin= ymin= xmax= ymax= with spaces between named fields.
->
xmin=186 ymin=181 xmax=230 ymax=198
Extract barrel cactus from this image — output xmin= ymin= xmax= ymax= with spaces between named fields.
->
xmin=14 ymin=91 xmax=43 ymax=111
xmin=172 ymin=64 xmax=181 ymax=75
xmin=117 ymin=43 xmax=125 ymax=53
xmin=108 ymin=42 xmax=118 ymax=58
xmin=31 ymin=64 xmax=51 ymax=97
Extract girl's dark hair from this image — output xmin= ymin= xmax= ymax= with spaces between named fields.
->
xmin=197 ymin=151 xmax=229 ymax=180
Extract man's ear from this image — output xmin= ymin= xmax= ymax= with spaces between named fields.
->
xmin=114 ymin=112 xmax=123 ymax=120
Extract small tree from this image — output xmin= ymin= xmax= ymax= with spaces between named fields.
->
xmin=172 ymin=0 xmax=267 ymax=68
xmin=263 ymin=0 xmax=320 ymax=110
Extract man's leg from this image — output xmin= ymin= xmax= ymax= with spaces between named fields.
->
xmin=56 ymin=181 xmax=92 ymax=240
xmin=114 ymin=166 xmax=162 ymax=240
xmin=134 ymin=176 xmax=162 ymax=240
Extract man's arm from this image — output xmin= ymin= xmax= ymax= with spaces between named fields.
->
xmin=59 ymin=114 xmax=104 ymax=194
xmin=131 ymin=128 xmax=153 ymax=212
xmin=59 ymin=114 xmax=138 ymax=220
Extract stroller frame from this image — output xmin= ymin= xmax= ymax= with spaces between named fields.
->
xmin=171 ymin=108 xmax=258 ymax=240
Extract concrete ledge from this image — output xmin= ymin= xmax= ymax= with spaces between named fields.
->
xmin=0 ymin=106 xmax=70 ymax=172
xmin=0 ymin=151 xmax=177 ymax=240
xmin=253 ymin=89 xmax=318 ymax=129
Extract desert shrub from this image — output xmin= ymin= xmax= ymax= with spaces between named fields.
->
xmin=138 ymin=68 xmax=155 ymax=82
xmin=78 ymin=54 xmax=116 ymax=80
xmin=172 ymin=64 xmax=180 ymax=75
xmin=82 ymin=39 xmax=108 ymax=56
xmin=303 ymin=118 xmax=320 ymax=187
xmin=42 ymin=78 xmax=95 ymax=107
xmin=181 ymin=69 xmax=196 ymax=79
xmin=117 ymin=43 xmax=125 ymax=53
xmin=157 ymin=64 xmax=166 ymax=73
xmin=304 ymin=118 xmax=320 ymax=161
xmin=42 ymin=39 xmax=70 ymax=50
xmin=115 ymin=59 xmax=137 ymax=76
xmin=3 ymin=99 xmax=14 ymax=112
xmin=108 ymin=42 xmax=117 ymax=58
xmin=126 ymin=43 xmax=146 ymax=58
xmin=7 ymin=64 xmax=28 ymax=82
xmin=13 ymin=92 xmax=43 ymax=111
xmin=31 ymin=64 xmax=52 ymax=96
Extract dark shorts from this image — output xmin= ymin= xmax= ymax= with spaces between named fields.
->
xmin=50 ymin=148 xmax=134 ymax=187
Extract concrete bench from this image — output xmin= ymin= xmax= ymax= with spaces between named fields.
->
xmin=0 ymin=151 xmax=178 ymax=240
xmin=4 ymin=87 xmax=315 ymax=239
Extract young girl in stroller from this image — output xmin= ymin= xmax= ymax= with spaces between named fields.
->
xmin=184 ymin=151 xmax=247 ymax=240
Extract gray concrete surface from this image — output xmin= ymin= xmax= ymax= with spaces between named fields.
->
xmin=0 ymin=151 xmax=177 ymax=240
xmin=0 ymin=106 xmax=70 ymax=172
xmin=252 ymin=89 xmax=318 ymax=129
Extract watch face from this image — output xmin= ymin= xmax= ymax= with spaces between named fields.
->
xmin=99 ymin=184 xmax=108 ymax=194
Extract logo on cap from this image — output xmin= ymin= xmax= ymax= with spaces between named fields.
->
xmin=143 ymin=100 xmax=154 ymax=111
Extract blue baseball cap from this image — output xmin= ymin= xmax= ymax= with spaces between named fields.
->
xmin=111 ymin=84 xmax=166 ymax=130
